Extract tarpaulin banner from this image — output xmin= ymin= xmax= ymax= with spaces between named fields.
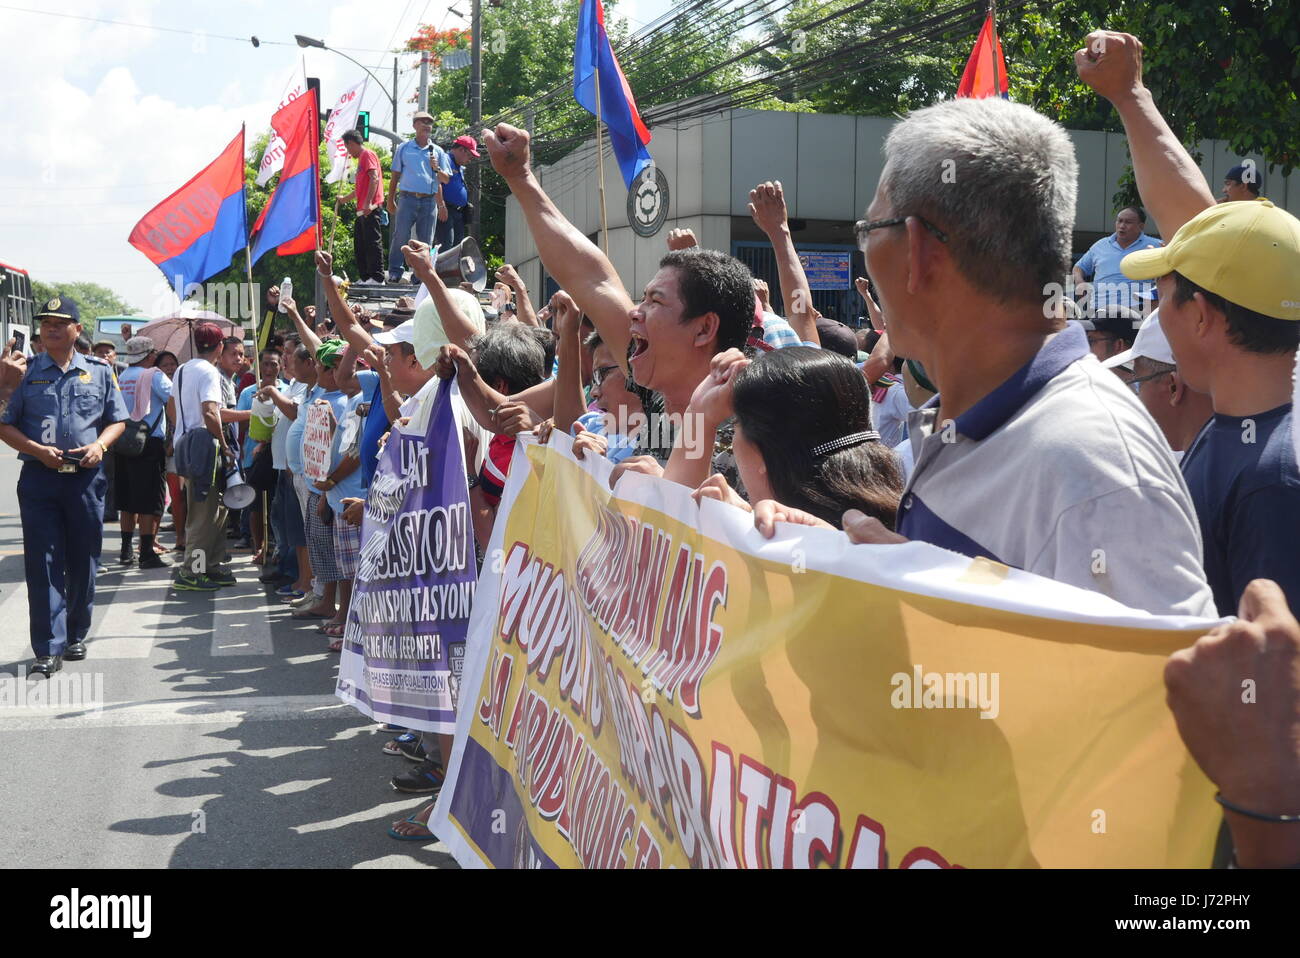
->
xmin=336 ymin=379 xmax=476 ymax=733
xmin=430 ymin=434 xmax=1225 ymax=869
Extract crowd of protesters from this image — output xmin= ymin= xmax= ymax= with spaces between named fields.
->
xmin=2 ymin=29 xmax=1298 ymax=866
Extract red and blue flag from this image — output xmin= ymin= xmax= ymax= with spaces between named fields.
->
xmin=251 ymin=88 xmax=321 ymax=264
xmin=956 ymin=12 xmax=1009 ymax=99
xmin=128 ymin=128 xmax=248 ymax=292
xmin=574 ymin=0 xmax=652 ymax=188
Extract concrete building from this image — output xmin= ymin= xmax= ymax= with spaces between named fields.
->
xmin=505 ymin=106 xmax=1300 ymax=323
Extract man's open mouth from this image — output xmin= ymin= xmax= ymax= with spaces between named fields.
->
xmin=629 ymin=333 xmax=649 ymax=361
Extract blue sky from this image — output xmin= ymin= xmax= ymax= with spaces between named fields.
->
xmin=0 ymin=0 xmax=671 ymax=313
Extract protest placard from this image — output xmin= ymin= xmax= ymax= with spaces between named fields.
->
xmin=336 ymin=379 xmax=476 ymax=733
xmin=303 ymin=402 xmax=335 ymax=481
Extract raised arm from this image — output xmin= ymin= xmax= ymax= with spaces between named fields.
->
xmin=1075 ymin=31 xmax=1216 ymax=239
xmin=483 ymin=123 xmax=633 ymax=369
xmin=497 ymin=264 xmax=538 ymax=327
xmin=315 ymin=250 xmax=373 ymax=355
xmin=283 ymin=295 xmax=321 ymax=356
xmin=549 ymin=291 xmax=587 ymax=434
xmin=402 ymin=240 xmax=485 ymax=351
xmin=749 ymin=181 xmax=818 ymax=344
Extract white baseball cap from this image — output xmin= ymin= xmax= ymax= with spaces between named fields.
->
xmin=373 ymin=319 xmax=415 ymax=346
xmin=1102 ymin=309 xmax=1175 ymax=370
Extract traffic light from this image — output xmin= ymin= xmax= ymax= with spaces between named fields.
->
xmin=358 ymin=110 xmax=370 ymax=141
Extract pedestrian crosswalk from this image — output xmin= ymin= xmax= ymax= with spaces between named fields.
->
xmin=0 ymin=554 xmax=322 ymax=665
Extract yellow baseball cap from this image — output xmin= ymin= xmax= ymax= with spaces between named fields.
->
xmin=1120 ymin=199 xmax=1300 ymax=321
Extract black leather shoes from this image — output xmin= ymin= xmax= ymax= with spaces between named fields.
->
xmin=28 ymin=655 xmax=63 ymax=678
xmin=64 ymin=642 xmax=87 ymax=661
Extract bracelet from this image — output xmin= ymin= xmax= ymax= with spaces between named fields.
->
xmin=97 ymin=440 xmax=108 ymax=455
xmin=1215 ymin=793 xmax=1300 ymax=823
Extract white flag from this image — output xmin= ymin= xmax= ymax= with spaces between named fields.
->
xmin=323 ymin=77 xmax=370 ymax=184
xmin=255 ymin=61 xmax=309 ymax=187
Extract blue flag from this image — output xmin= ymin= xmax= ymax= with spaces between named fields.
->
xmin=574 ymin=0 xmax=653 ymax=188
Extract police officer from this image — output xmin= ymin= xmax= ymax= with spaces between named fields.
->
xmin=0 ymin=296 xmax=127 ymax=677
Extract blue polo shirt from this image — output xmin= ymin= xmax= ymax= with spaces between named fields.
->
xmin=1180 ymin=404 xmax=1300 ymax=616
xmin=2 ymin=352 xmax=129 ymax=459
xmin=392 ymin=139 xmax=445 ymax=195
xmin=442 ymin=153 xmax=468 ymax=207
xmin=897 ymin=323 xmax=1216 ymax=617
xmin=1074 ymin=233 xmax=1162 ymax=309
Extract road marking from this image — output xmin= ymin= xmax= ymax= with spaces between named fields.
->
xmin=88 ymin=564 xmax=173 ymax=658
xmin=0 ymin=693 xmax=358 ymax=731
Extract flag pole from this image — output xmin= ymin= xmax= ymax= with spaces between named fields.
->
xmin=244 ymin=243 xmax=259 ymax=349
xmin=592 ymin=65 xmax=610 ymax=256
xmin=988 ymin=0 xmax=999 ymax=97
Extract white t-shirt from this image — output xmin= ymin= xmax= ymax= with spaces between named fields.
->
xmin=871 ymin=380 xmax=913 ymax=449
xmin=271 ymin=379 xmax=309 ymax=470
xmin=175 ymin=358 xmax=222 ymax=438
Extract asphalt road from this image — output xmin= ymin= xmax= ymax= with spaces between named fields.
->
xmin=0 ymin=448 xmax=456 ymax=868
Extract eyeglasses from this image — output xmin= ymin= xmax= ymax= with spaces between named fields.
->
xmin=1128 ymin=368 xmax=1174 ymax=387
xmin=855 ymin=215 xmax=949 ymax=245
xmin=591 ymin=364 xmax=621 ymax=388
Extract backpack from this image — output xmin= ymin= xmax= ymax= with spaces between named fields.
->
xmin=115 ymin=368 xmax=166 ymax=459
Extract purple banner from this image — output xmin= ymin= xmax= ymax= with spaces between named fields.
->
xmin=336 ymin=379 xmax=476 ymax=733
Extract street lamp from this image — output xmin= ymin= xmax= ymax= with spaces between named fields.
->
xmin=294 ymin=34 xmax=397 ymax=131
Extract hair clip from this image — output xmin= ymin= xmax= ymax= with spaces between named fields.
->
xmin=811 ymin=430 xmax=880 ymax=458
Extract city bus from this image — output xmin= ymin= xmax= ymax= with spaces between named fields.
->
xmin=0 ymin=260 xmax=34 ymax=347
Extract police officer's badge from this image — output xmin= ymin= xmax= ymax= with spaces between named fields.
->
xmin=47 ymin=297 xmax=61 ymax=311
xmin=79 ymin=372 xmax=91 ymax=383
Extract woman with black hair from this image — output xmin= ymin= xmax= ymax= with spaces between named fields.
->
xmin=693 ymin=346 xmax=904 ymax=530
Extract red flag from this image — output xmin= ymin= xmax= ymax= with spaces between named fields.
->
xmin=250 ymin=89 xmax=320 ymax=264
xmin=956 ymin=13 xmax=1008 ymax=99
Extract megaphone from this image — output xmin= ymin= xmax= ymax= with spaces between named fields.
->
xmin=222 ymin=460 xmax=256 ymax=510
xmin=434 ymin=236 xmax=487 ymax=292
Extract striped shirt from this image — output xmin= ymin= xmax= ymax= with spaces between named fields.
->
xmin=898 ymin=323 xmax=1216 ymax=618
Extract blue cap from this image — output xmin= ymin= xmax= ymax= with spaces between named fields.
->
xmin=35 ymin=294 xmax=81 ymax=324
xmin=1225 ymin=163 xmax=1263 ymax=191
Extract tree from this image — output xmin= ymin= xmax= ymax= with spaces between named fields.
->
xmin=30 ymin=279 xmax=133 ymax=337
xmin=412 ymin=0 xmax=745 ymax=260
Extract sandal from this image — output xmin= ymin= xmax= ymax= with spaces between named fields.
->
xmin=328 ymin=638 xmax=343 ymax=653
xmin=382 ymin=732 xmax=419 ymax=755
xmin=387 ymin=801 xmax=437 ymax=841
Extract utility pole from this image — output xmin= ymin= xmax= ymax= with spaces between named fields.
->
xmin=469 ymin=0 xmax=483 ymax=240
xmin=418 ymin=51 xmax=430 ymax=120
xmin=392 ymin=57 xmax=399 ymax=130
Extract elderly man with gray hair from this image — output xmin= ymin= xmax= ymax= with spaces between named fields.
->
xmin=841 ymin=95 xmax=1215 ymax=619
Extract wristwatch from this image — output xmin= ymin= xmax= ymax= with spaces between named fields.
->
xmin=96 ymin=440 xmax=108 ymax=455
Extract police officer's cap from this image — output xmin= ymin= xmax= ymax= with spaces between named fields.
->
xmin=35 ymin=295 xmax=81 ymax=324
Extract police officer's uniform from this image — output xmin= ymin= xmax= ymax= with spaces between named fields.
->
xmin=0 ymin=297 xmax=127 ymax=671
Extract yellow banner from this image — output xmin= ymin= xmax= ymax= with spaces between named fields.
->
xmin=432 ymin=438 xmax=1221 ymax=868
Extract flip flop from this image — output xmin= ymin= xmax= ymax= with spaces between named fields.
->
xmin=328 ymin=638 xmax=343 ymax=653
xmin=387 ymin=802 xmax=436 ymax=841
xmin=291 ymin=609 xmax=331 ymax=620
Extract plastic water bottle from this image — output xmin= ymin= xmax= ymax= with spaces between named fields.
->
xmin=279 ymin=276 xmax=292 ymax=314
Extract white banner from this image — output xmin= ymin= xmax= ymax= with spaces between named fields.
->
xmin=324 ymin=77 xmax=369 ymax=184
xmin=255 ymin=61 xmax=309 ymax=187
